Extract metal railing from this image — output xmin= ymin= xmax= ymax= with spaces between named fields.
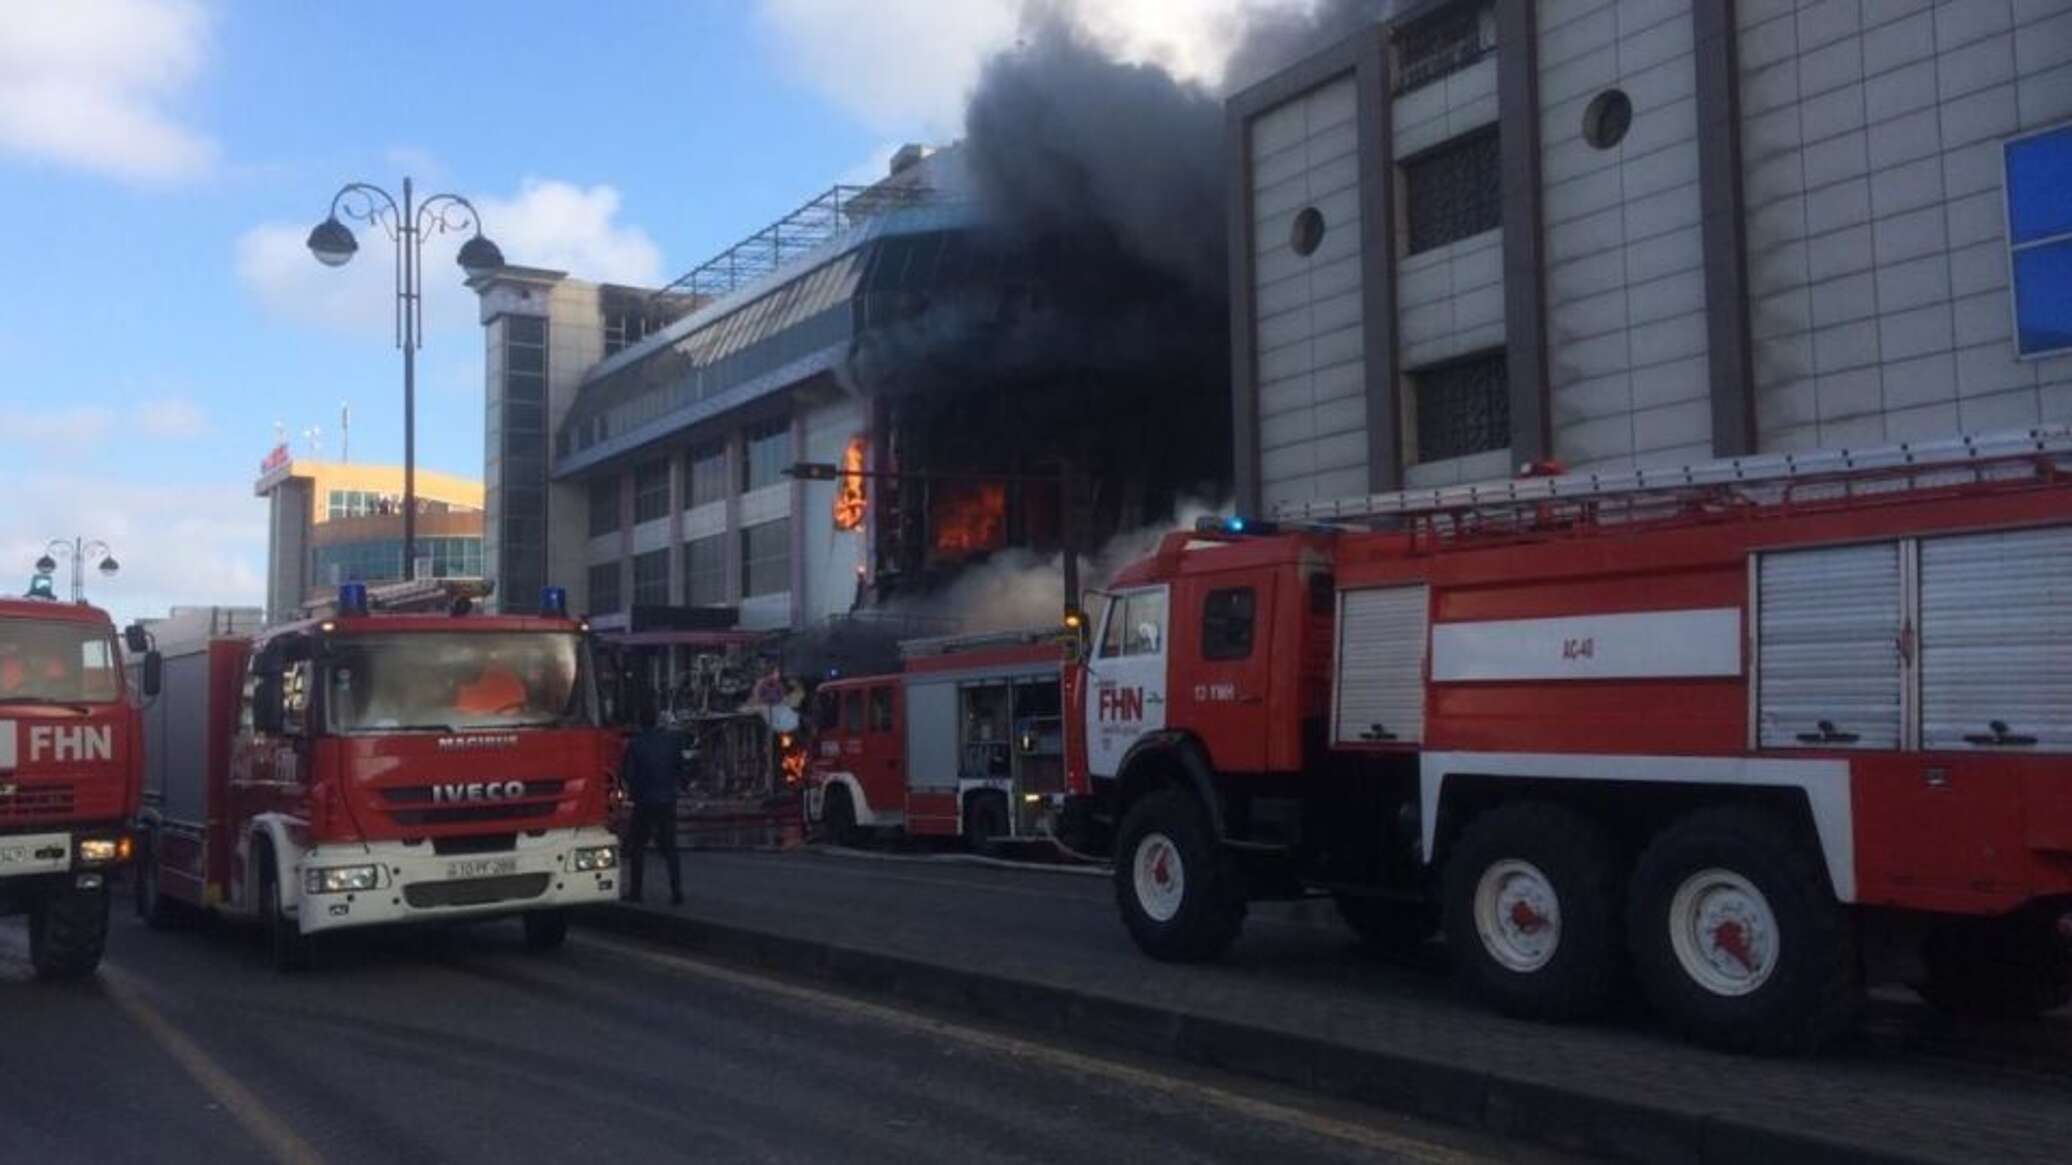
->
xmin=652 ymin=183 xmax=938 ymax=303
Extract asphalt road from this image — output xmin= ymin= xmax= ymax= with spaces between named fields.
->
xmin=0 ymin=906 xmax=1561 ymax=1165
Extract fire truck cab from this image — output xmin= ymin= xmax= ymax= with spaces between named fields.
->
xmin=806 ymin=630 xmax=1068 ymax=846
xmin=0 ymin=596 xmax=150 ymax=977
xmin=134 ymin=584 xmax=621 ymax=970
xmin=1077 ymin=426 xmax=2072 ymax=1054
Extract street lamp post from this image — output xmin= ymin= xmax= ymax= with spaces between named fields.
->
xmin=36 ymin=539 xmax=119 ymax=604
xmin=306 ymin=177 xmax=504 ymax=580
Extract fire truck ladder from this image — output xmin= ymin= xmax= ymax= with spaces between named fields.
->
xmin=1273 ymin=424 xmax=2072 ymax=525
xmin=899 ymin=627 xmax=1071 ymax=659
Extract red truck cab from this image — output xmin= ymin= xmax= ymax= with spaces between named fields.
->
xmin=0 ymin=595 xmax=149 ymax=977
xmin=136 ymin=588 xmax=620 ymax=969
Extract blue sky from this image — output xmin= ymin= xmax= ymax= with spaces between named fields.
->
xmin=0 ymin=0 xmax=1258 ymax=624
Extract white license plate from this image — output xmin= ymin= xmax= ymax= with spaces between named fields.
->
xmin=445 ymin=856 xmax=519 ymax=879
xmin=0 ymin=833 xmax=70 ymax=876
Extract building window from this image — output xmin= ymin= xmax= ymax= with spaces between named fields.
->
xmin=684 ymin=534 xmax=727 ymax=606
xmin=1403 ymin=128 xmax=1501 ymax=255
xmin=1201 ymin=588 xmax=1257 ymax=661
xmin=1410 ymin=350 xmax=1510 ymax=462
xmin=633 ymin=459 xmax=671 ymax=524
xmin=500 ymin=313 xmax=550 ymax=612
xmin=688 ymin=442 xmax=728 ymax=508
xmin=587 ymin=477 xmax=619 ymax=537
xmin=741 ymin=518 xmax=790 ymax=598
xmin=632 ymin=549 xmax=670 ymax=607
xmin=2007 ymin=123 xmax=2072 ymax=358
xmin=743 ymin=419 xmax=792 ymax=492
xmin=326 ymin=489 xmax=390 ymax=520
xmin=587 ymin=561 xmax=621 ymax=615
xmin=1394 ymin=1 xmax=1495 ymax=96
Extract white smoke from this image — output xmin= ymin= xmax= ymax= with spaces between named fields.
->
xmin=899 ymin=497 xmax=1225 ymax=634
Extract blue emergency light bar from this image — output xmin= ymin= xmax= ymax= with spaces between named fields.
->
xmin=337 ymin=582 xmax=369 ymax=616
xmin=1195 ymin=515 xmax=1281 ymax=537
xmin=541 ymin=586 xmax=568 ymax=617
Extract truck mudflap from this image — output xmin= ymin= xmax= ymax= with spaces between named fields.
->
xmin=287 ymin=826 xmax=620 ymax=936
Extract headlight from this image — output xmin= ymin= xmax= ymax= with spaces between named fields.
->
xmin=77 ymin=837 xmax=124 ymax=864
xmin=570 ymin=845 xmax=618 ymax=872
xmin=304 ymin=864 xmax=380 ymax=894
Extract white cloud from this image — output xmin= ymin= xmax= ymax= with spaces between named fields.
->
xmin=0 ymin=404 xmax=114 ymax=446
xmin=0 ymin=0 xmax=215 ymax=182
xmin=236 ymin=178 xmax=664 ymax=339
xmin=0 ymin=473 xmax=264 ymax=628
xmin=754 ymin=0 xmax=1302 ymax=134
xmin=137 ymin=395 xmax=208 ymax=438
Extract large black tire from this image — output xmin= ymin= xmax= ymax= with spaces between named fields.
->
xmin=133 ymin=830 xmax=185 ymax=930
xmin=29 ymin=883 xmax=110 ymax=980
xmin=1334 ymin=893 xmax=1436 ymax=951
xmin=1917 ymin=910 xmax=2072 ymax=1019
xmin=1441 ymin=802 xmax=1624 ymax=1021
xmin=1113 ymin=787 xmax=1246 ymax=962
xmin=1626 ymin=806 xmax=1859 ymax=1055
xmin=259 ymin=850 xmax=312 ymax=974
xmin=963 ymin=791 xmax=1010 ymax=854
xmin=523 ymin=908 xmax=570 ymax=952
xmin=818 ymin=785 xmax=862 ymax=847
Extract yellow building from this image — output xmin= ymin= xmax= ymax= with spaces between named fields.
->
xmin=254 ymin=446 xmax=485 ymax=623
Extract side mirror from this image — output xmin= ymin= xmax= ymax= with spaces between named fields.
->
xmin=141 ymin=651 xmax=163 ymax=698
xmin=252 ymin=668 xmax=284 ymax=735
xmin=124 ymin=623 xmax=151 ymax=654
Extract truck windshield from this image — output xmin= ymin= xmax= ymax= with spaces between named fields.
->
xmin=323 ymin=632 xmax=590 ymax=733
xmin=0 ymin=617 xmax=119 ymax=704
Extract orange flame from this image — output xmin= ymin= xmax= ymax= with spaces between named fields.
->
xmin=833 ymin=436 xmax=867 ymax=532
xmin=781 ymin=746 xmax=808 ymax=785
xmin=932 ymin=482 xmax=1006 ymax=558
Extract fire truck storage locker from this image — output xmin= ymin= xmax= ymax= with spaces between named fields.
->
xmin=904 ymin=679 xmax=961 ymax=833
xmin=137 ymin=636 xmax=241 ymax=911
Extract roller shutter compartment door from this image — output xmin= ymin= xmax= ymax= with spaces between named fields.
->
xmin=1757 ymin=543 xmax=1902 ymax=749
xmin=903 ymin=681 xmax=959 ymax=791
xmin=1920 ymin=525 xmax=2072 ymax=753
xmin=1334 ymin=586 xmax=1429 ymax=745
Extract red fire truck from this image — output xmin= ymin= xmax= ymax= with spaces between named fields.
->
xmin=805 ymin=630 xmax=1068 ymax=846
xmin=133 ymin=584 xmax=621 ymax=970
xmin=1070 ymin=425 xmax=2072 ymax=1053
xmin=0 ymin=595 xmax=152 ymax=977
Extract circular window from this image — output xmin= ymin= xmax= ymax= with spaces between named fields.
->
xmin=1289 ymin=206 xmax=1326 ymax=257
xmin=1582 ymin=88 xmax=1633 ymax=149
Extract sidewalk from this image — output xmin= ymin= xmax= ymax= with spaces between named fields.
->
xmin=585 ymin=848 xmax=2072 ymax=1165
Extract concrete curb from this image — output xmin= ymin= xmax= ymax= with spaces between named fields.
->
xmin=579 ymin=903 xmax=1933 ymax=1165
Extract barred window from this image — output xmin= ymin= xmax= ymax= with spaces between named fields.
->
xmin=587 ymin=477 xmax=619 ymax=537
xmin=632 ymin=548 xmax=670 ymax=606
xmin=1410 ymin=350 xmax=1509 ymax=462
xmin=633 ymin=458 xmax=671 ymax=524
xmin=684 ymin=534 xmax=726 ymax=605
xmin=688 ymin=442 xmax=729 ymax=507
xmin=742 ymin=518 xmax=791 ymax=598
xmin=587 ymin=561 xmax=621 ymax=615
xmin=1403 ymin=128 xmax=1501 ymax=255
xmin=1394 ymin=1 xmax=1496 ymax=96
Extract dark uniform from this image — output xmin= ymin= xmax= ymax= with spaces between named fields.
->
xmin=620 ymin=727 xmax=684 ymax=905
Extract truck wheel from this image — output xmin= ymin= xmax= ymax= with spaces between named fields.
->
xmin=963 ymin=791 xmax=1010 ymax=853
xmin=260 ymin=853 xmax=312 ymax=973
xmin=523 ymin=908 xmax=570 ymax=952
xmin=1113 ymin=787 xmax=1245 ymax=962
xmin=1626 ymin=806 xmax=1859 ymax=1054
xmin=818 ymin=785 xmax=862 ymax=847
xmin=29 ymin=883 xmax=110 ymax=980
xmin=1441 ymin=802 xmax=1623 ymax=1021
xmin=1917 ymin=911 xmax=2072 ymax=1019
xmin=134 ymin=831 xmax=184 ymax=930
xmin=1333 ymin=893 xmax=1435 ymax=951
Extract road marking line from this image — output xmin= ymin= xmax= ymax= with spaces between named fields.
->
xmin=580 ymin=934 xmax=1488 ymax=1165
xmin=100 ymin=966 xmax=327 ymax=1165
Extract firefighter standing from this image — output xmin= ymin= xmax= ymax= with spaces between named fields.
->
xmin=619 ymin=702 xmax=684 ymax=905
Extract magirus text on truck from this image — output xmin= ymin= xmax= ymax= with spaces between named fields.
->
xmin=1063 ymin=425 xmax=2072 ymax=1054
xmin=130 ymin=582 xmax=621 ymax=970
